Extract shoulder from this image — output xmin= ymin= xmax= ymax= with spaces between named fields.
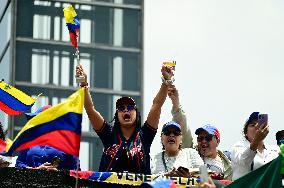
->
xmin=265 ymin=144 xmax=280 ymax=153
xmin=152 ymin=151 xmax=163 ymax=160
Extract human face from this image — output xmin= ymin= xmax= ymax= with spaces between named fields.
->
xmin=245 ymin=120 xmax=258 ymax=142
xmin=117 ymin=104 xmax=137 ymax=127
xmin=197 ymin=131 xmax=218 ymax=158
xmin=161 ymin=128 xmax=182 ymax=156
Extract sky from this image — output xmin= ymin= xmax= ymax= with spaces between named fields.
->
xmin=143 ymin=0 xmax=284 ymax=156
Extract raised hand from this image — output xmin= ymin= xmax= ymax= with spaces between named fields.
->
xmin=168 ymin=85 xmax=180 ymax=109
xmin=75 ymin=65 xmax=88 ymax=87
xmin=161 ymin=65 xmax=174 ymax=80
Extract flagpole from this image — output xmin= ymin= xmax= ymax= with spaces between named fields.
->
xmin=75 ymin=157 xmax=79 ymax=188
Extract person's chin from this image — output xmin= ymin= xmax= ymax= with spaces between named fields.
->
xmin=165 ymin=145 xmax=178 ymax=151
xmin=121 ymin=121 xmax=134 ymax=127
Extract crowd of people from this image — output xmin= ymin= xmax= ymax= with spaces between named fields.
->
xmin=0 ymin=64 xmax=283 ymax=188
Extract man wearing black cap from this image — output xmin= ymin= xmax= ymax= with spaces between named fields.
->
xmin=76 ymin=65 xmax=173 ymax=174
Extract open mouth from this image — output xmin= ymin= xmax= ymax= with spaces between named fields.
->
xmin=167 ymin=137 xmax=176 ymax=144
xmin=201 ymin=143 xmax=209 ymax=150
xmin=123 ymin=113 xmax=131 ymax=121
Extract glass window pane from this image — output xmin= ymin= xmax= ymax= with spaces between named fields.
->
xmin=33 ymin=14 xmax=51 ymax=40
xmin=16 ymin=42 xmax=140 ymax=91
xmin=92 ymin=0 xmax=141 ymax=5
xmin=0 ymin=0 xmax=9 ymax=16
xmin=0 ymin=4 xmax=11 ymax=55
xmin=79 ymin=142 xmax=89 ymax=170
xmin=16 ymin=0 xmax=141 ymax=48
xmin=0 ymin=46 xmax=11 ymax=82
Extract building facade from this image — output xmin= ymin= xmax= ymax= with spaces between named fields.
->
xmin=0 ymin=0 xmax=143 ymax=170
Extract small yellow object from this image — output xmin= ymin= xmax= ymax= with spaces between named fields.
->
xmin=163 ymin=61 xmax=176 ymax=67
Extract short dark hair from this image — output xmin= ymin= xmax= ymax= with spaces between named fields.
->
xmin=276 ymin=130 xmax=284 ymax=141
xmin=243 ymin=112 xmax=259 ymax=141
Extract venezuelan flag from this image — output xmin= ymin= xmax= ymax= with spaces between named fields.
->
xmin=6 ymin=88 xmax=84 ymax=157
xmin=0 ymin=81 xmax=39 ymax=115
xmin=63 ymin=5 xmax=80 ymax=49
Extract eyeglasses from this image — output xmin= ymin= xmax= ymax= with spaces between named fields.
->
xmin=162 ymin=130 xmax=181 ymax=136
xmin=197 ymin=135 xmax=213 ymax=142
xmin=117 ymin=105 xmax=136 ymax=112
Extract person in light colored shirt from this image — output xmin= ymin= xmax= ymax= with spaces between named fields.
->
xmin=195 ymin=125 xmax=232 ymax=180
xmin=151 ymin=121 xmax=204 ymax=176
xmin=231 ymin=112 xmax=279 ymax=180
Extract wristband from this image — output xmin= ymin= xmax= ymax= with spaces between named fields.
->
xmin=80 ymin=82 xmax=89 ymax=88
xmin=161 ymin=76 xmax=174 ymax=85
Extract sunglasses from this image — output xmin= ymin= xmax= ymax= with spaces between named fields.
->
xmin=117 ymin=105 xmax=136 ymax=112
xmin=197 ymin=135 xmax=213 ymax=142
xmin=162 ymin=130 xmax=181 ymax=136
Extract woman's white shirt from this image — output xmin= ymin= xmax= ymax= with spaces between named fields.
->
xmin=231 ymin=140 xmax=279 ymax=180
xmin=151 ymin=148 xmax=204 ymax=174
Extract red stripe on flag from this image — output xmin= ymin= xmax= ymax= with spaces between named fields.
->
xmin=16 ymin=130 xmax=81 ymax=157
xmin=69 ymin=32 xmax=78 ymax=48
xmin=70 ymin=170 xmax=94 ymax=179
xmin=0 ymin=101 xmax=23 ymax=115
xmin=0 ymin=139 xmax=6 ymax=153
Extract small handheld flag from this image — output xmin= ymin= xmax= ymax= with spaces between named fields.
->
xmin=0 ymin=80 xmax=40 ymax=115
xmin=63 ymin=5 xmax=80 ymax=49
xmin=163 ymin=61 xmax=176 ymax=70
xmin=63 ymin=5 xmax=85 ymax=84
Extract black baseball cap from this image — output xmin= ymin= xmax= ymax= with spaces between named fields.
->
xmin=116 ymin=97 xmax=136 ymax=109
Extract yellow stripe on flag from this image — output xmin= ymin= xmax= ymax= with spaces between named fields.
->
xmin=0 ymin=81 xmax=39 ymax=105
xmin=63 ymin=5 xmax=78 ymax=24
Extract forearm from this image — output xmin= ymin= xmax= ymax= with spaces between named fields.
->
xmin=172 ymin=106 xmax=193 ymax=148
xmin=146 ymin=83 xmax=169 ymax=129
xmin=153 ymin=83 xmax=168 ymax=108
xmin=83 ymin=87 xmax=104 ymax=131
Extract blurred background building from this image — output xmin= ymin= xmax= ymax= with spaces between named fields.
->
xmin=0 ymin=0 xmax=143 ymax=170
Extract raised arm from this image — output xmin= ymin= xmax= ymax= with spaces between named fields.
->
xmin=146 ymin=66 xmax=173 ymax=129
xmin=76 ymin=65 xmax=104 ymax=131
xmin=168 ymin=85 xmax=193 ymax=148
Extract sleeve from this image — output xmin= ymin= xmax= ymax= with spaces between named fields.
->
xmin=231 ymin=141 xmax=256 ymax=167
xmin=95 ymin=121 xmax=113 ymax=148
xmin=15 ymin=149 xmax=29 ymax=169
xmin=187 ymin=148 xmax=204 ymax=168
xmin=150 ymin=152 xmax=164 ymax=175
xmin=171 ymin=105 xmax=193 ymax=148
xmin=140 ymin=121 xmax=157 ymax=150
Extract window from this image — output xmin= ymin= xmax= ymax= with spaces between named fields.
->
xmin=16 ymin=42 xmax=140 ymax=91
xmin=16 ymin=0 xmax=141 ymax=48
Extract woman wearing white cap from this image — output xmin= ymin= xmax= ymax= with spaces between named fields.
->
xmin=151 ymin=121 xmax=204 ymax=176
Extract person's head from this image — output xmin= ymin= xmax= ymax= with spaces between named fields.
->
xmin=243 ymin=112 xmax=259 ymax=142
xmin=25 ymin=105 xmax=52 ymax=120
xmin=161 ymin=121 xmax=182 ymax=156
xmin=276 ymin=130 xmax=284 ymax=146
xmin=114 ymin=97 xmax=140 ymax=130
xmin=195 ymin=124 xmax=220 ymax=158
